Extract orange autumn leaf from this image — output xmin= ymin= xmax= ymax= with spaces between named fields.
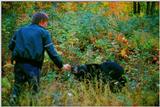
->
xmin=116 ymin=34 xmax=129 ymax=45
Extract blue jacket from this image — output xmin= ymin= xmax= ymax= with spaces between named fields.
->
xmin=9 ymin=24 xmax=63 ymax=69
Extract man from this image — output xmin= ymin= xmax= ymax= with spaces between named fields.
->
xmin=8 ymin=12 xmax=71 ymax=104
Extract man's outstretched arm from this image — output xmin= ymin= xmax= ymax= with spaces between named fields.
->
xmin=45 ymin=43 xmax=63 ymax=69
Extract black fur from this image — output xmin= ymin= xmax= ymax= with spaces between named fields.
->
xmin=71 ymin=61 xmax=127 ymax=92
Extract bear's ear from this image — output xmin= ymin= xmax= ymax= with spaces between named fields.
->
xmin=78 ymin=64 xmax=87 ymax=73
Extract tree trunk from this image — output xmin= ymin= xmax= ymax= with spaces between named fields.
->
xmin=146 ymin=2 xmax=150 ymax=15
xmin=137 ymin=2 xmax=141 ymax=14
xmin=133 ymin=2 xmax=137 ymax=14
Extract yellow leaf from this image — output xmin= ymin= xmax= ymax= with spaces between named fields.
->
xmin=120 ymin=48 xmax=128 ymax=58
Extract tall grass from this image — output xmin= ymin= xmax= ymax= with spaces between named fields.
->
xmin=2 ymin=67 xmax=159 ymax=106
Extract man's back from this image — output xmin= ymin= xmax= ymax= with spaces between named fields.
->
xmin=9 ymin=24 xmax=50 ymax=64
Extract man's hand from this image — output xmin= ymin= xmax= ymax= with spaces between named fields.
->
xmin=62 ymin=64 xmax=71 ymax=71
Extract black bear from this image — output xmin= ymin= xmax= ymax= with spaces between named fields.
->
xmin=71 ymin=61 xmax=127 ymax=92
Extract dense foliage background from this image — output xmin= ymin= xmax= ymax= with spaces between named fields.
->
xmin=2 ymin=1 xmax=159 ymax=106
